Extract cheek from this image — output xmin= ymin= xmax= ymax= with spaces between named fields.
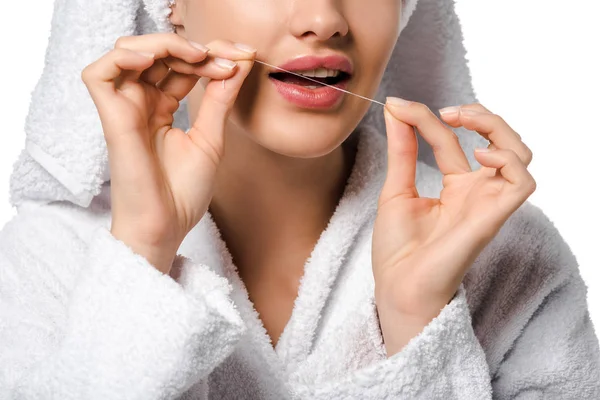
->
xmin=184 ymin=0 xmax=400 ymax=158
xmin=184 ymin=0 xmax=280 ymax=44
xmin=347 ymin=0 xmax=401 ymax=90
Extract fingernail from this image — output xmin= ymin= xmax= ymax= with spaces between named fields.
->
xmin=439 ymin=106 xmax=460 ymax=116
xmin=136 ymin=51 xmax=155 ymax=59
xmin=214 ymin=57 xmax=237 ymax=70
xmin=234 ymin=43 xmax=257 ymax=53
xmin=386 ymin=96 xmax=412 ymax=107
xmin=188 ymin=40 xmax=209 ymax=52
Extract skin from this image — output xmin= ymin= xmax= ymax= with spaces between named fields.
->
xmin=374 ymin=103 xmax=535 ymax=354
xmin=168 ymin=0 xmax=402 ymax=348
xmin=83 ymin=0 xmax=535 ymax=357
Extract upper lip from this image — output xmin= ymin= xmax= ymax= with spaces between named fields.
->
xmin=273 ymin=54 xmax=353 ymax=75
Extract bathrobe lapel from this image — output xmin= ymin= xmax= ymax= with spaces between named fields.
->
xmin=274 ymin=127 xmax=387 ymax=370
xmin=177 ymin=125 xmax=387 ymax=374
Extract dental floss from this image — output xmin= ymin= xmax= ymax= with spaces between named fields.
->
xmin=253 ymin=59 xmax=385 ymax=107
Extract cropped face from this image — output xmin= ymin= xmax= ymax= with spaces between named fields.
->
xmin=174 ymin=0 xmax=402 ymax=158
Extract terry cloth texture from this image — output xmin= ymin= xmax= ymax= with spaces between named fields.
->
xmin=2 ymin=0 xmax=599 ymax=399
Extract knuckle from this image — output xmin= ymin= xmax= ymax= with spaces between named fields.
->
xmin=448 ymin=130 xmax=461 ymax=145
xmin=521 ymin=153 xmax=532 ymax=166
xmin=523 ymin=174 xmax=537 ymax=194
xmin=81 ymin=59 xmax=102 ymax=84
xmin=152 ymin=32 xmax=181 ymax=47
xmin=114 ymin=36 xmax=131 ymax=48
xmin=109 ymin=47 xmax=126 ymax=61
xmin=492 ymin=113 xmax=506 ymax=125
xmin=170 ymin=32 xmax=189 ymax=44
xmin=514 ymin=130 xmax=523 ymax=140
xmin=414 ymin=101 xmax=428 ymax=112
xmin=472 ymin=103 xmax=493 ymax=114
xmin=524 ymin=146 xmax=534 ymax=163
xmin=529 ymin=177 xmax=538 ymax=193
xmin=80 ymin=65 xmax=92 ymax=83
xmin=410 ymin=101 xmax=428 ymax=117
xmin=157 ymin=32 xmax=179 ymax=40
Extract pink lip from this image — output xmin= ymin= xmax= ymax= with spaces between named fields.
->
xmin=276 ymin=55 xmax=353 ymax=75
xmin=268 ymin=54 xmax=353 ymax=110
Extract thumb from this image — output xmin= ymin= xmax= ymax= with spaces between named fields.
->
xmin=187 ymin=53 xmax=255 ymax=148
xmin=379 ymin=106 xmax=420 ymax=205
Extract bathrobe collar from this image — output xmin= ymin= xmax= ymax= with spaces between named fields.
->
xmin=177 ymin=124 xmax=386 ymax=368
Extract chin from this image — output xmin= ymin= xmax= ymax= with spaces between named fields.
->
xmin=230 ymin=80 xmax=369 ymax=158
xmin=229 ymin=103 xmax=361 ymax=159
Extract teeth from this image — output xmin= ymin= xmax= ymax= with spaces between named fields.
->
xmin=315 ymin=68 xmax=328 ymax=78
xmin=294 ymin=68 xmax=341 ymax=78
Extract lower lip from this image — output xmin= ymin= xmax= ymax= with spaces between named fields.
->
xmin=269 ymin=77 xmax=350 ymax=110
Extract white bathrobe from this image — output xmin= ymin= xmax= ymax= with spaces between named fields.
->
xmin=1 ymin=0 xmax=599 ymax=399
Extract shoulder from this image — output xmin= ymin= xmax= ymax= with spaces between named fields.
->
xmin=463 ymin=201 xmax=583 ymax=364
xmin=465 ymin=201 xmax=577 ymax=302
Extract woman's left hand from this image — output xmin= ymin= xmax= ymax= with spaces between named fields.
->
xmin=372 ymin=99 xmax=536 ymax=356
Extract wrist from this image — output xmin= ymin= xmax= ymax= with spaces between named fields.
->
xmin=375 ymin=302 xmax=437 ymax=357
xmin=374 ymin=290 xmax=451 ymax=357
xmin=374 ymin=283 xmax=457 ymax=319
xmin=110 ymin=227 xmax=179 ymax=275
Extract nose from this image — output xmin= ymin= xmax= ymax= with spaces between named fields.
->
xmin=288 ymin=0 xmax=349 ymax=42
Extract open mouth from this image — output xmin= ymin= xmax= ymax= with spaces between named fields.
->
xmin=269 ymin=69 xmax=351 ymax=89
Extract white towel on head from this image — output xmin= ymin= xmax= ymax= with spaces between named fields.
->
xmin=8 ymin=0 xmax=488 ymax=209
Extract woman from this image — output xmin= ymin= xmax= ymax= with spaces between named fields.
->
xmin=1 ymin=0 xmax=599 ymax=398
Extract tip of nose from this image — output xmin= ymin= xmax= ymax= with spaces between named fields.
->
xmin=290 ymin=9 xmax=350 ymax=41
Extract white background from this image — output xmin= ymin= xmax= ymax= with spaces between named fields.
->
xmin=1 ymin=1 xmax=598 ymax=329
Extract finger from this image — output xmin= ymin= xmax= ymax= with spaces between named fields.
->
xmin=379 ymin=107 xmax=419 ymax=204
xmin=140 ymin=58 xmax=170 ymax=85
xmin=462 ymin=109 xmax=533 ymax=166
xmin=127 ymin=37 xmax=255 ymax=102
xmin=157 ymin=57 xmax=240 ymax=101
xmin=474 ymin=148 xmax=537 ymax=205
xmin=440 ymin=104 xmax=533 ymax=166
xmin=385 ymin=98 xmax=471 ymax=176
xmin=114 ymin=33 xmax=210 ymax=81
xmin=121 ymin=36 xmax=256 ymax=105
xmin=140 ymin=54 xmax=230 ymax=88
xmin=118 ymin=35 xmax=255 ymax=81
xmin=446 ymin=103 xmax=522 ymax=139
xmin=157 ymin=40 xmax=258 ymax=102
xmin=136 ymin=54 xmax=241 ymax=101
xmin=163 ymin=54 xmax=243 ymax=78
xmin=187 ymin=42 xmax=257 ymax=158
xmin=81 ymin=48 xmax=155 ymax=103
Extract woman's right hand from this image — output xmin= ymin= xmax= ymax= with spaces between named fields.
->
xmin=81 ymin=33 xmax=256 ymax=274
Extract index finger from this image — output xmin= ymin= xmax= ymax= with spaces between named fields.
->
xmin=115 ymin=33 xmax=211 ymax=62
xmin=386 ymin=98 xmax=472 ymax=175
xmin=114 ymin=33 xmax=210 ymax=81
xmin=380 ymin=107 xmax=420 ymax=203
